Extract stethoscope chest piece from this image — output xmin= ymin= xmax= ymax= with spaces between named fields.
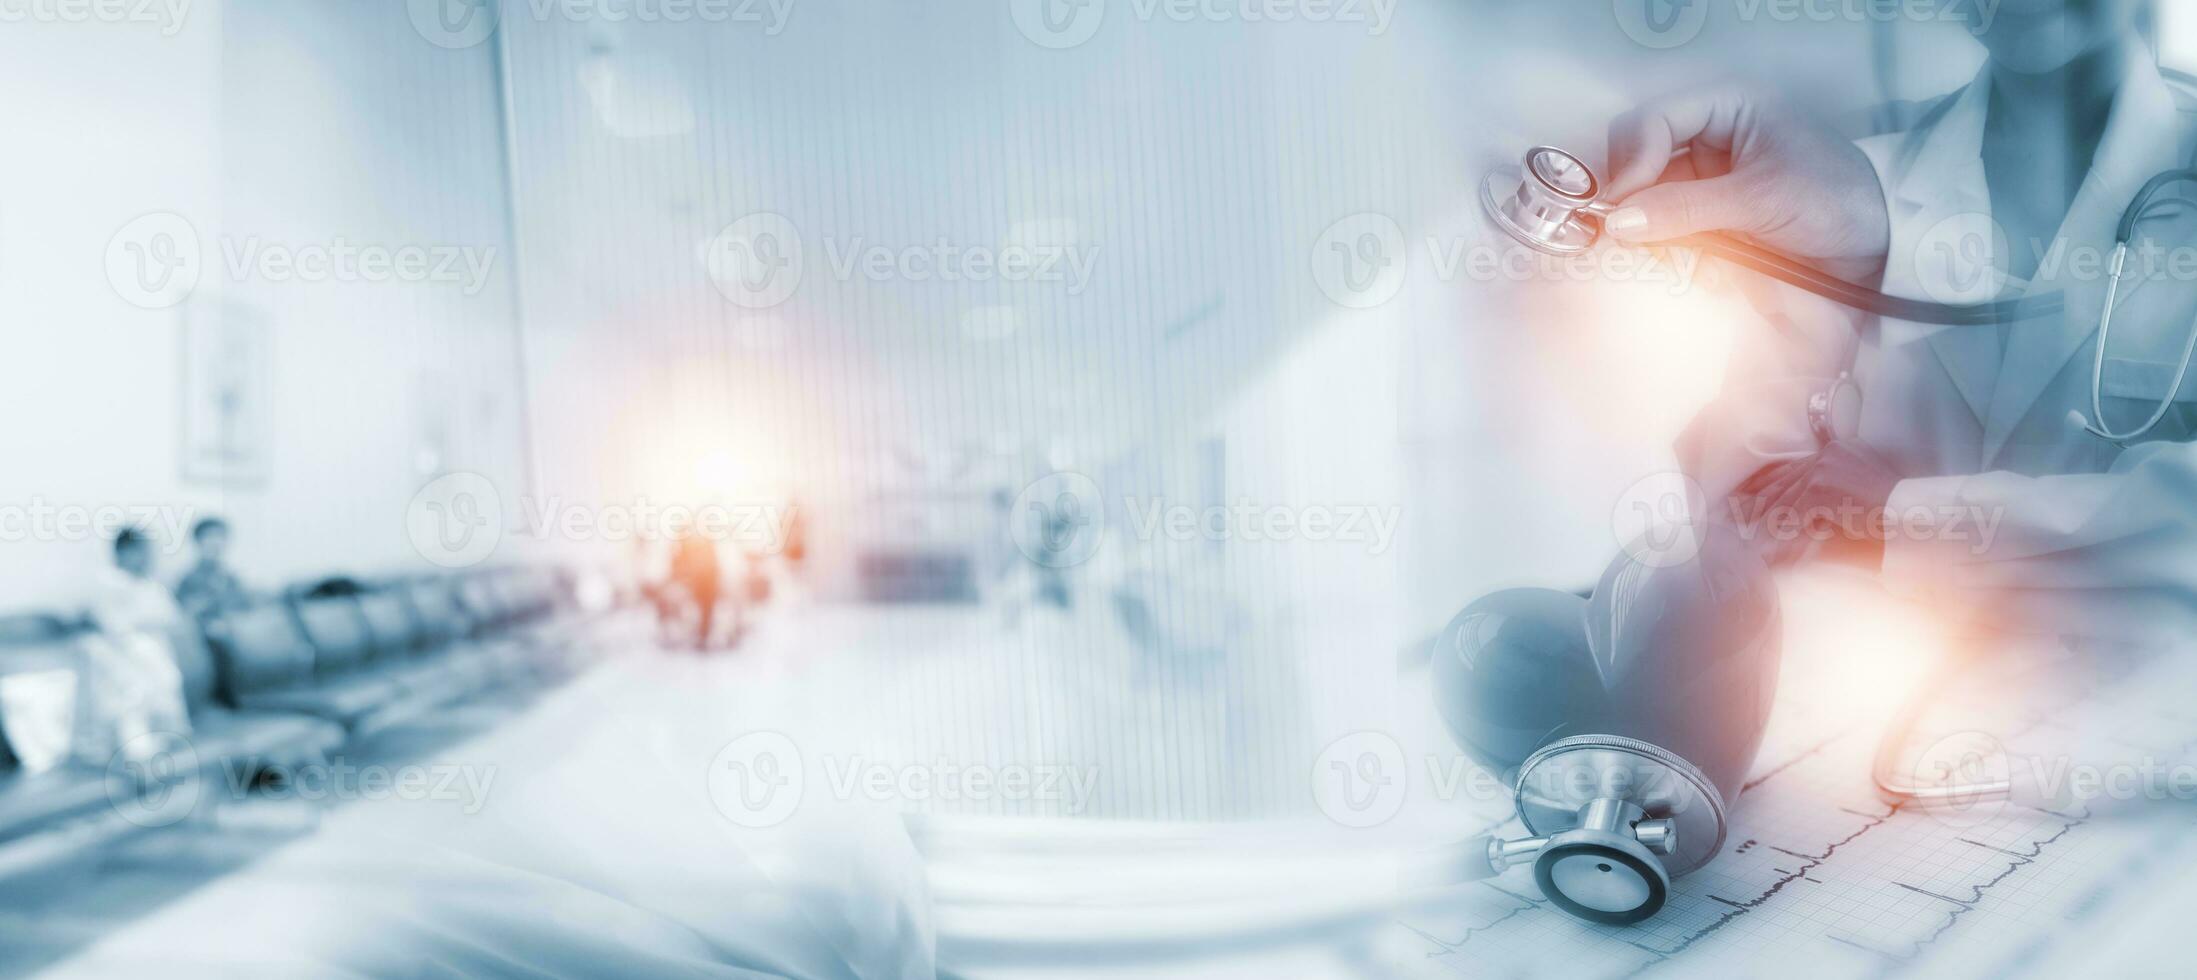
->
xmin=1507 ymin=734 xmax=1727 ymax=923
xmin=1420 ymin=529 xmax=1774 ymax=926
xmin=1481 ymin=145 xmax=1607 ymax=256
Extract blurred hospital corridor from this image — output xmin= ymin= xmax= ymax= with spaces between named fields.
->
xmin=16 ymin=0 xmax=2197 ymax=977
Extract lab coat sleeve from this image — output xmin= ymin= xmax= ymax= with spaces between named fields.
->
xmin=1880 ymin=441 xmax=2197 ymax=641
xmin=1675 ymin=274 xmax=1866 ymax=508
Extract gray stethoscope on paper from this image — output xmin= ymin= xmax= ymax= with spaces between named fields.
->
xmin=1416 ymin=145 xmax=2197 ymax=927
xmin=1483 ymin=144 xmax=2197 ymax=442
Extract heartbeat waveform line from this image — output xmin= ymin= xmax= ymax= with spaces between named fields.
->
xmin=1837 ymin=809 xmax=2087 ymax=968
xmin=1623 ymin=803 xmax=1901 ymax=969
xmin=1389 ymin=644 xmax=2184 ymax=979
xmin=1743 ymin=729 xmax=1853 ymax=793
xmin=1408 ymin=882 xmax=1544 ymax=961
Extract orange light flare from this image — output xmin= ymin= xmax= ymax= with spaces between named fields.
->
xmin=1775 ymin=568 xmax=1957 ymax=725
xmin=1483 ymin=239 xmax=1757 ymax=447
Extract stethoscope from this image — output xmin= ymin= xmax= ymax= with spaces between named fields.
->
xmin=1483 ymin=145 xmax=2197 ymax=443
xmin=1415 ymin=532 xmax=1782 ymax=926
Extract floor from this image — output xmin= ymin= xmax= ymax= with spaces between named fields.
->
xmin=8 ymin=588 xmax=1450 ymax=980
xmin=0 ymin=692 xmax=538 ymax=977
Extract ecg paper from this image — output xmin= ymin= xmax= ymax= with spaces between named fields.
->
xmin=1376 ymin=579 xmax=2197 ymax=980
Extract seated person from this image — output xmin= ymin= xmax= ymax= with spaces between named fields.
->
xmin=174 ymin=516 xmax=249 ymax=618
xmin=78 ymin=528 xmax=193 ymax=762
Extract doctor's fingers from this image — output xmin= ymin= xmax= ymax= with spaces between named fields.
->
xmin=1603 ymin=87 xmax=1757 ymax=201
xmin=1735 ymin=459 xmax=1810 ymax=522
xmin=1605 ymin=173 xmax=1765 ymax=244
xmin=1758 ymin=458 xmax=1824 ymax=528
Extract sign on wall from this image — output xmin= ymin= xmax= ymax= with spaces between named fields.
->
xmin=178 ymin=298 xmax=271 ymax=488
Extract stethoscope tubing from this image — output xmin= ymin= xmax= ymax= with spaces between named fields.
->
xmin=1682 ymin=231 xmax=2063 ymax=326
xmin=2083 ymin=169 xmax=2197 ymax=443
xmin=1606 ymin=142 xmax=2059 ymax=326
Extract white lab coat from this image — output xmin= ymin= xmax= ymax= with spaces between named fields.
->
xmin=1679 ymin=55 xmax=2197 ymax=642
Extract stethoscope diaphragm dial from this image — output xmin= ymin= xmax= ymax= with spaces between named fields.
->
xmin=1481 ymin=146 xmax=1607 ymax=257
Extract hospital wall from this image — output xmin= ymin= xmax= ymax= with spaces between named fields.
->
xmin=0 ymin=1 xmax=526 ymax=609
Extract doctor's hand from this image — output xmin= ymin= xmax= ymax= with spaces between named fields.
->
xmin=1733 ymin=440 xmax=1902 ymax=567
xmin=1604 ymin=88 xmax=1891 ymax=285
